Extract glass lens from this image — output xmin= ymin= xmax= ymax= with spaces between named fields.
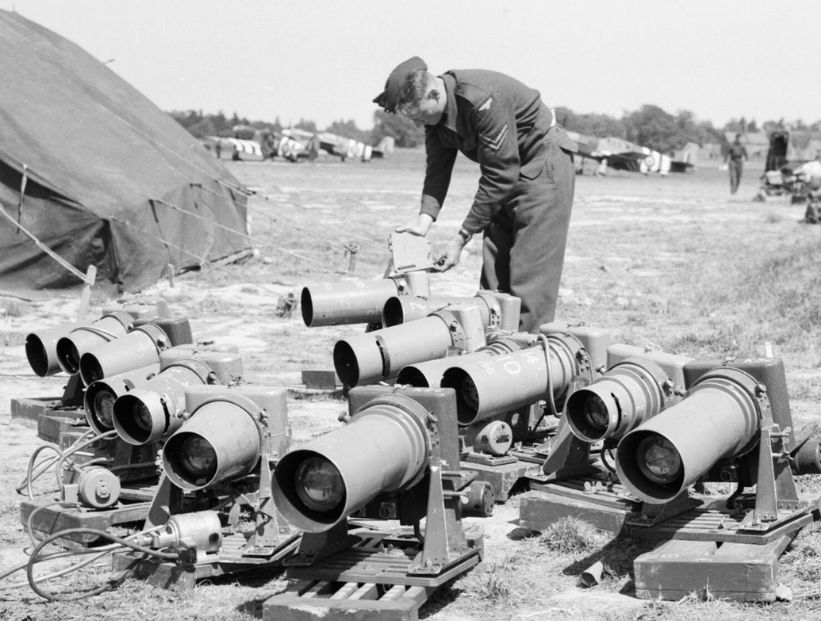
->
xmin=295 ymin=457 xmax=344 ymax=512
xmin=638 ymin=436 xmax=682 ymax=484
xmin=462 ymin=377 xmax=480 ymax=411
xmin=132 ymin=401 xmax=153 ymax=431
xmin=582 ymin=395 xmax=610 ymax=432
xmin=94 ymin=391 xmax=116 ymax=428
xmin=65 ymin=348 xmax=80 ymax=373
xmin=178 ymin=436 xmax=217 ymax=480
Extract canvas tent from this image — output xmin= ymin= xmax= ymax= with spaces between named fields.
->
xmin=0 ymin=10 xmax=251 ymax=293
xmin=763 ymin=130 xmax=821 ymax=173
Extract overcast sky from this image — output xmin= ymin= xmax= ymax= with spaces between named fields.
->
xmin=5 ymin=0 xmax=821 ymax=130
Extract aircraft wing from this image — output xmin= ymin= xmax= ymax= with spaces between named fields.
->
xmin=599 ymin=151 xmax=647 ymax=172
xmin=669 ymin=160 xmax=695 ymax=173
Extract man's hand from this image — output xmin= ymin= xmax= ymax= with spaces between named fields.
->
xmin=435 ymin=234 xmax=468 ymax=271
xmin=395 ymin=213 xmax=434 ymax=237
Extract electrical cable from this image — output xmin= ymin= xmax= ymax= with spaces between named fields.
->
xmin=25 ymin=527 xmax=180 ymax=602
xmin=529 ymin=334 xmax=560 ymax=433
xmin=600 ymin=447 xmax=617 ymax=473
xmin=17 ymin=429 xmax=117 ymax=500
xmin=2 ymin=524 xmax=166 ymax=589
xmin=18 ymin=443 xmax=63 ymax=500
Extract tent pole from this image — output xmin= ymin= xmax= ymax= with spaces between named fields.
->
xmin=76 ymin=265 xmax=97 ymax=321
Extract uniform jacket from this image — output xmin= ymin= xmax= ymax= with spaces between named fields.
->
xmin=420 ymin=69 xmax=576 ymax=234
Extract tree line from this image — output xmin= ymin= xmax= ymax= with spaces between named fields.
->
xmin=171 ymin=107 xmax=821 ymax=154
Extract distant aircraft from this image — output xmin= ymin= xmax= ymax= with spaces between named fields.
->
xmin=204 ymin=125 xmax=394 ymax=164
xmin=280 ymin=128 xmax=390 ymax=162
xmin=567 ymin=132 xmax=653 ymax=174
xmin=567 ymin=132 xmax=692 ymax=175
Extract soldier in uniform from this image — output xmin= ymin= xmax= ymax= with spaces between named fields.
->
xmin=373 ymin=57 xmax=576 ymax=332
xmin=725 ymin=133 xmax=748 ymax=195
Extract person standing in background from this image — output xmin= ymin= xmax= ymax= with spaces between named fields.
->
xmin=725 ymin=133 xmax=748 ymax=194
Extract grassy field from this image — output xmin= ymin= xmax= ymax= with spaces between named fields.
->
xmin=2 ymin=149 xmax=821 ymax=620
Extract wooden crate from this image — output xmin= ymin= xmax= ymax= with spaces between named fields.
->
xmin=634 ymin=535 xmax=793 ymax=602
xmin=519 ymin=477 xmax=638 ymax=533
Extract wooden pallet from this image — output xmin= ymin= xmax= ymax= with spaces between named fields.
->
xmin=263 ymin=530 xmax=482 ymax=621
xmin=623 ymin=504 xmax=815 ymax=545
xmin=264 ymin=579 xmax=433 ymax=621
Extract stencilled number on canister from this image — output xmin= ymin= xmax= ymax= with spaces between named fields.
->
xmin=502 ymin=359 xmax=522 ymax=375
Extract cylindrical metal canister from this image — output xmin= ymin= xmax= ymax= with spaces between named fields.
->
xmin=616 ymin=367 xmax=762 ymax=503
xmin=301 ymin=279 xmax=401 ymax=327
xmin=56 ymin=312 xmax=134 ymax=374
xmin=79 ymin=323 xmax=169 ymax=385
xmin=382 ymin=295 xmax=490 ymax=327
xmin=113 ymin=359 xmax=217 ymax=445
xmin=397 ymin=337 xmax=526 ymax=387
xmin=163 ymin=394 xmax=263 ymax=491
xmin=566 ymin=358 xmax=669 ymax=443
xmin=84 ymin=363 xmax=159 ymax=433
xmin=184 ymin=385 xmax=290 ymax=460
xmin=272 ymin=394 xmax=430 ymax=532
xmin=440 ymin=333 xmax=583 ymax=425
xmin=25 ymin=323 xmax=83 ymax=377
xmin=333 ymin=312 xmax=459 ymax=387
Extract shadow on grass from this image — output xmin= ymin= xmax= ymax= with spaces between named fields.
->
xmin=561 ymin=535 xmax=660 ymax=591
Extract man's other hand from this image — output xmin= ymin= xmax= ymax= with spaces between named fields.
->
xmin=395 ymin=213 xmax=434 ymax=237
xmin=435 ymin=235 xmax=467 ymax=271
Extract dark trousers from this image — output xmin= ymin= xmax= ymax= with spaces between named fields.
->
xmin=729 ymin=160 xmax=743 ymax=194
xmin=479 ymin=128 xmax=575 ymax=332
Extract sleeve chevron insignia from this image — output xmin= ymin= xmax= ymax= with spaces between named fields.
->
xmin=481 ymin=123 xmax=509 ymax=151
xmin=478 ymin=97 xmax=493 ymax=111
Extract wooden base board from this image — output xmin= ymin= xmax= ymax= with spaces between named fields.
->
xmin=519 ymin=478 xmax=637 ymax=533
xmin=634 ymin=535 xmax=793 ymax=602
xmin=37 ymin=411 xmax=89 ymax=444
xmin=300 ymin=369 xmax=341 ymax=391
xmin=20 ymin=497 xmax=152 ymax=547
xmin=10 ymin=396 xmax=84 ymax=431
xmin=112 ymin=532 xmax=300 ymax=589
